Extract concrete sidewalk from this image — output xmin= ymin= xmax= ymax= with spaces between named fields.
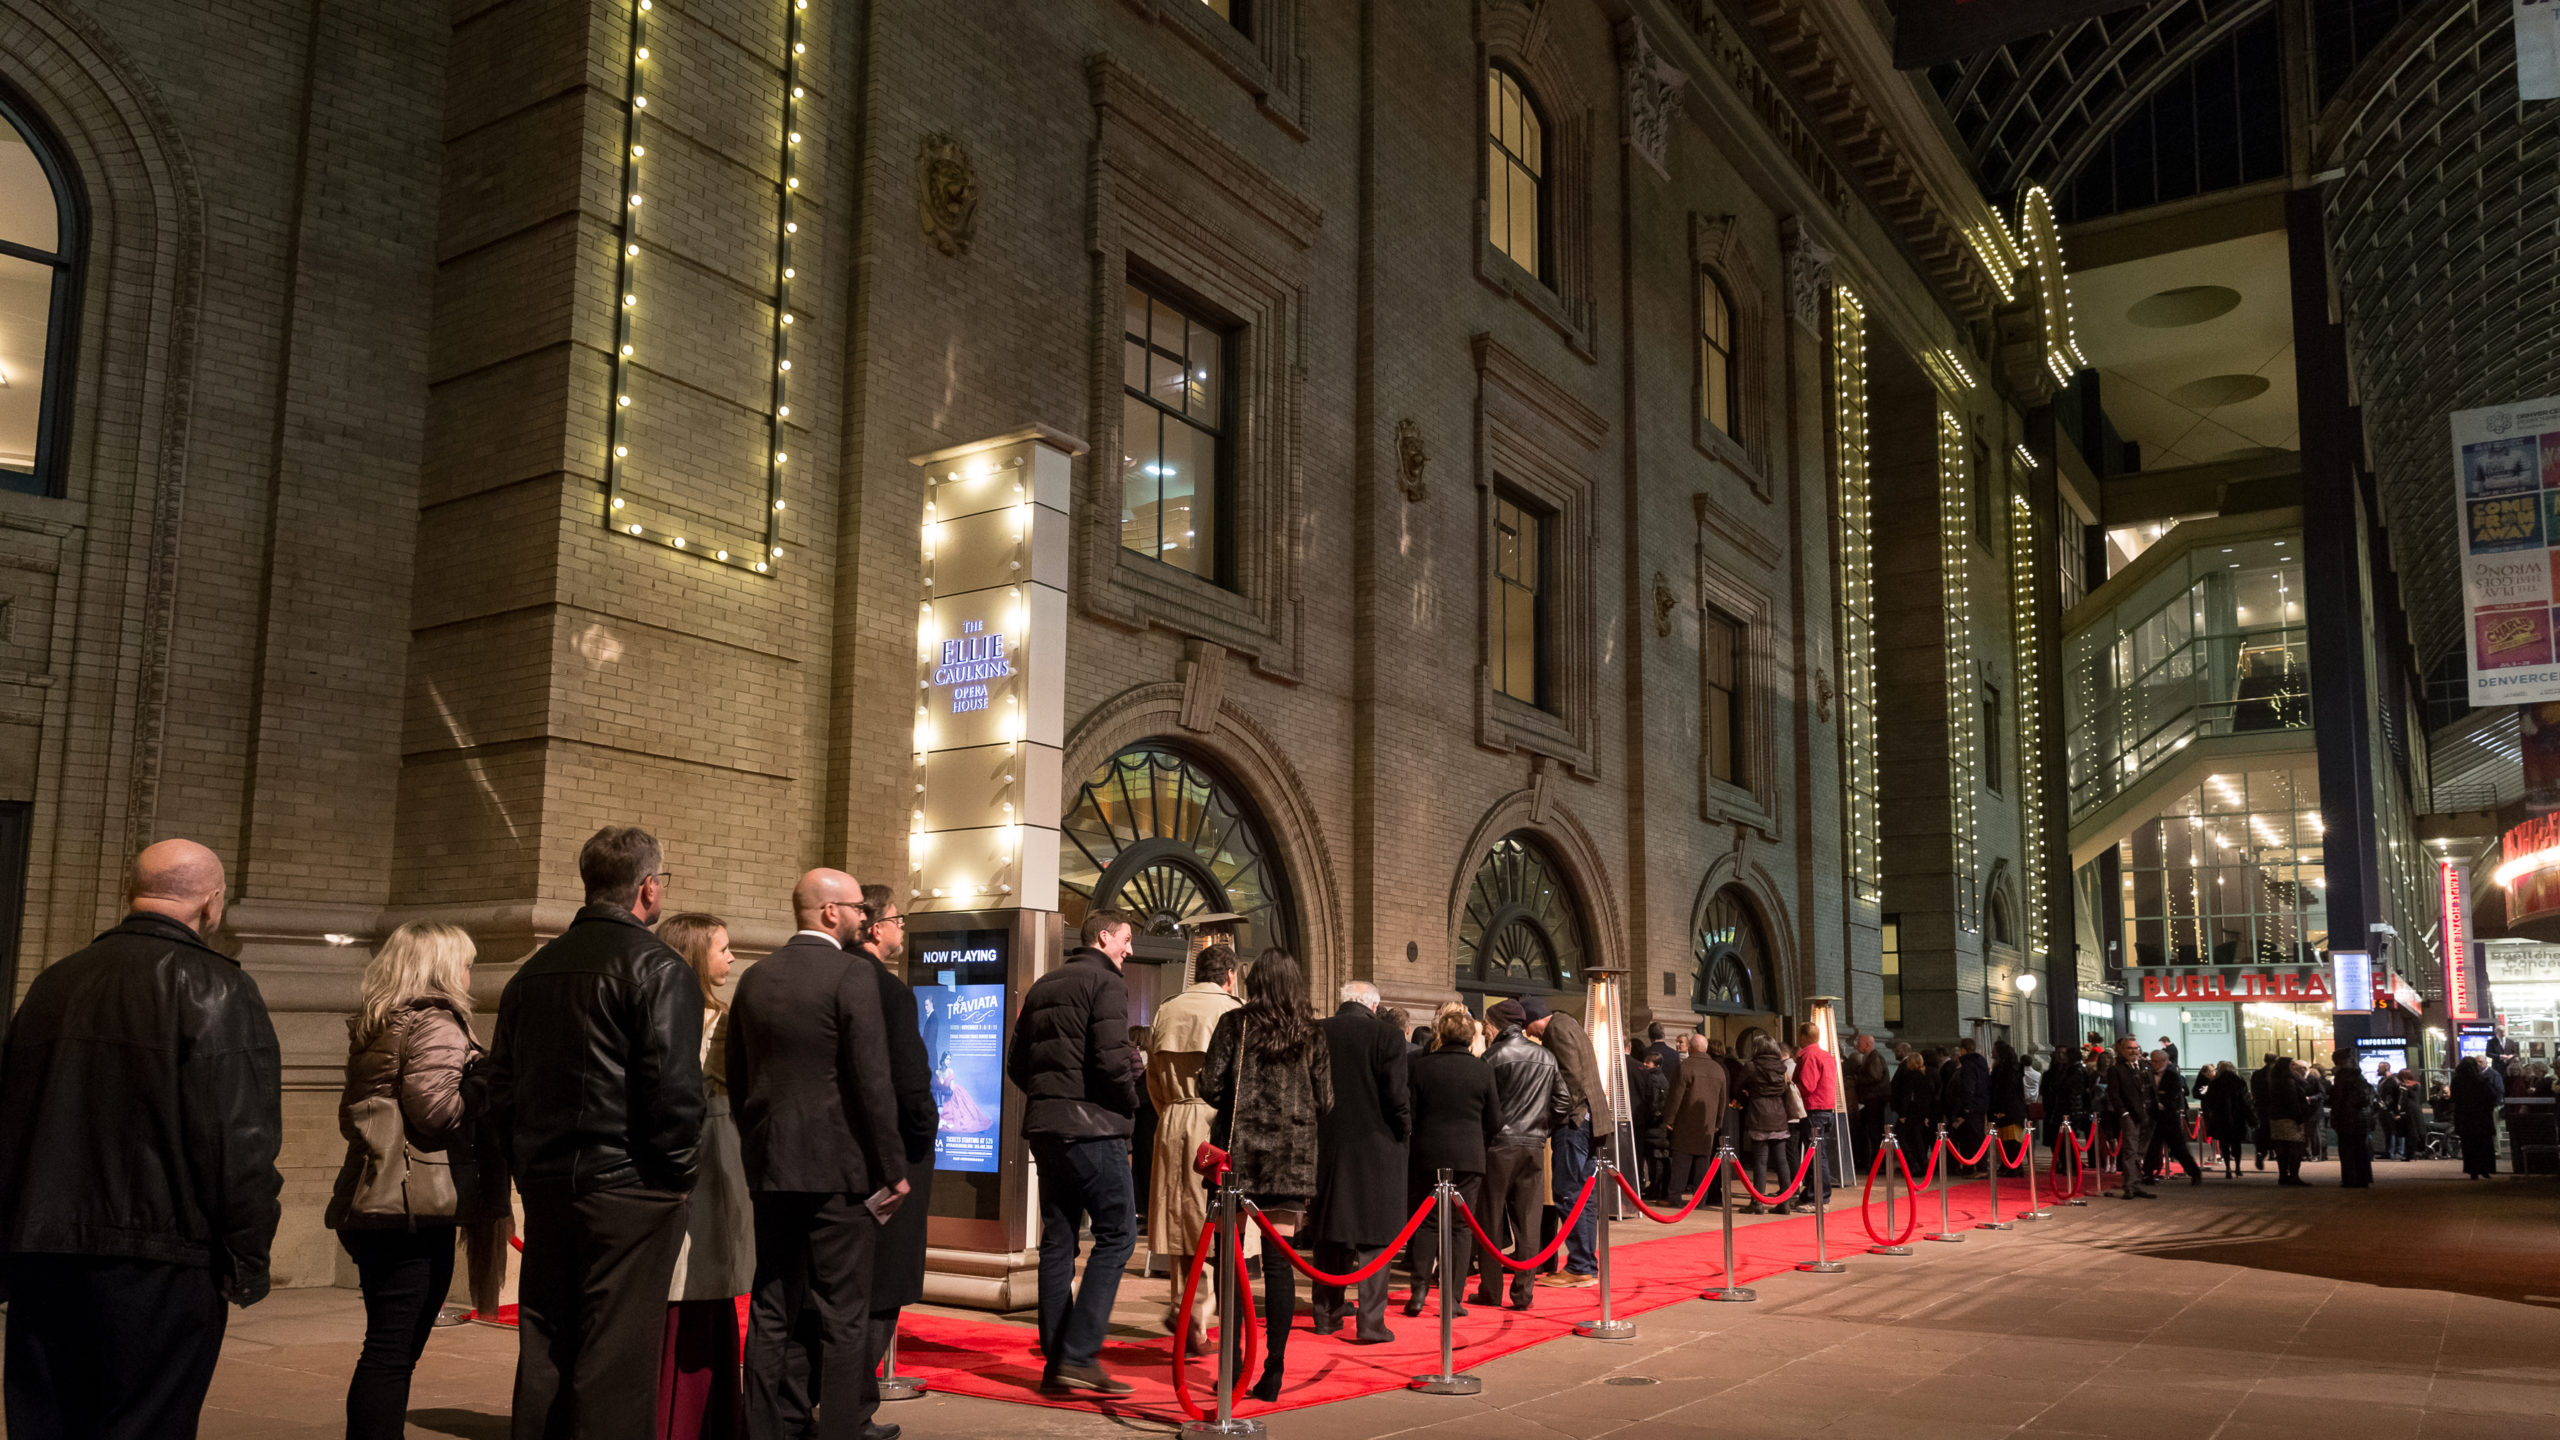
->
xmin=8 ymin=1155 xmax=2552 ymax=1438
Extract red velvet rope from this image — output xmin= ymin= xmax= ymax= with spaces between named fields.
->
xmin=2049 ymin=1127 xmax=2084 ymax=1200
xmin=1170 ymin=1211 xmax=1262 ymax=1421
xmin=1248 ymin=1197 xmax=1437 ymax=1286
xmin=1610 ymin=1155 xmax=1725 ymax=1223
xmin=1899 ymin=1133 xmax=1942 ymax=1192
xmin=1454 ymin=1174 xmax=1598 ymax=1272
xmin=1730 ymin=1142 xmax=1819 ymax=1206
xmin=1859 ymin=1139 xmax=1921 ymax=1245
xmin=1944 ymin=1131 xmax=1996 ymax=1168
xmin=1995 ymin=1132 xmax=2034 ymax=1172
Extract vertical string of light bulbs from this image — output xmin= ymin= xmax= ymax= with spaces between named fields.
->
xmin=764 ymin=0 xmax=811 ymax=576
xmin=1939 ymin=409 xmax=1979 ymax=931
xmin=604 ymin=0 xmax=652 ymax=541
xmin=2010 ymin=486 xmax=2047 ymax=971
xmin=1831 ymin=284 xmax=1880 ymax=910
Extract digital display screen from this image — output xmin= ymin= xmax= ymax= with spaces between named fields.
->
xmin=2352 ymin=1037 xmax=2409 ymax=1086
xmin=911 ymin=928 xmax=1010 ymax=1177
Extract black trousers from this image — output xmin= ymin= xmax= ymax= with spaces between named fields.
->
xmin=1852 ymin=1100 xmax=1888 ymax=1171
xmin=1474 ymin=1145 xmax=1541 ymax=1307
xmin=2336 ymin=1129 xmax=2374 ymax=1187
xmin=1310 ymin=1242 xmax=1391 ymax=1336
xmin=2145 ymin=1114 xmax=2202 ymax=1179
xmin=3 ymin=1255 xmax=227 ymax=1440
xmin=1664 ymin=1148 xmax=1718 ymax=1207
xmin=1401 ymin=1170 xmax=1481 ymax=1305
xmin=514 ymin=1184 xmax=690 ymax=1440
xmin=745 ymin=1191 xmax=881 ymax=1440
xmin=341 ymin=1226 xmax=459 ymax=1440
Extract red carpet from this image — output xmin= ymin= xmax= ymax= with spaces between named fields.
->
xmin=473 ymin=1177 xmax=2045 ymax=1420
xmin=893 ymin=1176 xmax=2035 ymax=1420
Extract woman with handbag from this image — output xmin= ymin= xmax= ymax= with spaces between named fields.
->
xmin=1737 ymin=1036 xmax=1794 ymax=1213
xmin=324 ymin=921 xmax=493 ymax=1440
xmin=1201 ymin=947 xmax=1332 ymax=1402
xmin=654 ymin=912 xmax=756 ymax=1440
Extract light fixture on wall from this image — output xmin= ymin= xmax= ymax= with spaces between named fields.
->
xmin=2014 ymin=971 xmax=2038 ymax=996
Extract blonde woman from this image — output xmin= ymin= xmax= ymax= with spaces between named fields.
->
xmin=654 ymin=912 xmax=756 ymax=1440
xmin=324 ymin=921 xmax=488 ymax=1440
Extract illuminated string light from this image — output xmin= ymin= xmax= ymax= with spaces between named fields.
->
xmin=1833 ymin=286 xmax=1881 ymax=908
xmin=2018 ymin=188 xmax=2086 ymax=385
xmin=601 ymin=0 xmax=805 ymax=575
xmin=2011 ymin=490 xmax=2047 ymax=966
xmin=1942 ymin=409 xmax=1980 ymax=930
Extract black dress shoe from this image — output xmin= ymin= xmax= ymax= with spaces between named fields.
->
xmin=862 ymin=1426 xmax=901 ymax=1440
xmin=1402 ymin=1297 xmax=1426 ymax=1318
xmin=1247 ymin=1365 xmax=1284 ymax=1402
xmin=1350 ymin=1326 xmax=1396 ymax=1345
xmin=1042 ymin=1363 xmax=1133 ymax=1395
xmin=1310 ymin=1319 xmax=1342 ymax=1337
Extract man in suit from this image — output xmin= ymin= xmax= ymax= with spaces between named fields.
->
xmin=730 ymin=868 xmax=909 ymax=1440
xmin=1660 ymin=1034 xmax=1729 ymax=1205
xmin=1307 ymin=980 xmax=1411 ymax=1344
xmin=2100 ymin=1036 xmax=2157 ymax=1200
xmin=0 ymin=839 xmax=282 ymax=1440
xmin=1005 ymin=909 xmax=1142 ymax=1394
xmin=488 ymin=826 xmax=705 ymax=1439
xmin=858 ymin=885 xmax=935 ymax=1440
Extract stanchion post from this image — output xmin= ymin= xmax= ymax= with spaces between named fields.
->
xmin=1184 ymin=1179 xmax=1265 ymax=1439
xmin=877 ymin=1320 xmax=924 ymax=1400
xmin=1924 ymin=1124 xmax=1964 ymax=1242
xmin=1408 ymin=1169 xmax=1481 ymax=1395
xmin=1869 ymin=1129 xmax=1912 ymax=1256
xmin=1700 ymin=1144 xmax=1757 ymax=1302
xmin=1977 ymin=1127 xmax=2013 ymax=1231
xmin=2061 ymin=1119 xmax=2089 ymax=1206
xmin=1796 ymin=1126 xmax=1846 ymax=1274
xmin=1575 ymin=1160 xmax=1635 ymax=1337
xmin=2020 ymin=1128 xmax=2051 ymax=1220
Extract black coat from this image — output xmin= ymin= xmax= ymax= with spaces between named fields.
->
xmin=1308 ymin=1003 xmax=1412 ymax=1246
xmin=865 ymin=946 xmax=937 ymax=1307
xmin=1004 ymin=948 xmax=1139 ymax=1139
xmin=1407 ymin=1046 xmax=1500 ymax=1180
xmin=1890 ymin=1064 xmax=1936 ymax=1127
xmin=490 ymin=903 xmax=704 ymax=1196
xmin=2043 ymin=1057 xmax=2090 ymax=1122
xmin=2201 ymin=1072 xmax=2254 ymax=1143
xmin=1628 ymin=1061 xmax=1670 ymax=1144
xmin=1950 ymin=1052 xmax=1992 ymax=1121
xmin=0 ymin=913 xmax=284 ymax=1300
xmin=1989 ymin=1059 xmax=2029 ymax=1127
xmin=727 ymin=934 xmax=906 ymax=1197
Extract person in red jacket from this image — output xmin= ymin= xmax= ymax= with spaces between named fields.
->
xmin=1792 ymin=1025 xmax=1840 ymax=1210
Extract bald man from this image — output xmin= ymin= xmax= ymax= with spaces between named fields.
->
xmin=0 ymin=839 xmax=282 ymax=1439
xmin=488 ymin=825 xmax=705 ymax=1440
xmin=729 ymin=867 xmax=908 ymax=1440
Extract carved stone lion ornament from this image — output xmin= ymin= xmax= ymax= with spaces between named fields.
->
xmin=1394 ymin=418 xmax=1428 ymax=503
xmin=916 ymin=132 xmax=977 ymax=257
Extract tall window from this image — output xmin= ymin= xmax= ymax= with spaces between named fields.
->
xmin=1700 ymin=275 xmax=1737 ymax=440
xmin=1121 ymin=282 xmax=1230 ymax=583
xmin=1486 ymin=66 xmax=1546 ymax=281
xmin=1983 ymin=682 xmax=2003 ymax=793
xmin=1706 ymin=606 xmax=1745 ymax=785
xmin=0 ymin=96 xmax=79 ymax=498
xmin=1880 ymin=914 xmax=1902 ymax=1028
xmin=1489 ymin=490 xmax=1546 ymax=706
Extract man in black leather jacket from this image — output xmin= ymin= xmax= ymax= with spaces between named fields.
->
xmin=0 ymin=839 xmax=281 ymax=1440
xmin=488 ymin=825 xmax=705 ymax=1440
xmin=1474 ymin=999 xmax=1568 ymax=1311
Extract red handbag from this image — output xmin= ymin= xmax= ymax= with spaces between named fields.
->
xmin=1193 ymin=1142 xmax=1230 ymax=1177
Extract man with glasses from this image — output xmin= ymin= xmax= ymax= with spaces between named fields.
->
xmin=488 ymin=826 xmax=706 ymax=1439
xmin=858 ymin=885 xmax=936 ymax=1440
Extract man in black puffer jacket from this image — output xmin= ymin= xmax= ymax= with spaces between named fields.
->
xmin=488 ymin=825 xmax=705 ymax=1440
xmin=0 ymin=839 xmax=282 ymax=1440
xmin=1006 ymin=908 xmax=1142 ymax=1394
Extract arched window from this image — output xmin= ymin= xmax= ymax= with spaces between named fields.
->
xmin=1457 ymin=833 xmax=1585 ymax=996
xmin=1486 ymin=66 xmax=1547 ymax=282
xmin=0 ymin=91 xmax=80 ymax=497
xmin=1058 ymin=745 xmax=1294 ymax=955
xmin=1989 ymin=886 xmax=2015 ymax=948
xmin=1692 ymin=886 xmax=1776 ymax=1015
xmin=1700 ymin=273 xmax=1737 ymax=440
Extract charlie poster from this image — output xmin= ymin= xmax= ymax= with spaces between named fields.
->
xmin=2454 ymin=394 xmax=2560 ymax=705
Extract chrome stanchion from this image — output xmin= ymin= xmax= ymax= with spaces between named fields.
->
xmin=1701 ymin=1144 xmax=1757 ymax=1302
xmin=1575 ymin=1160 xmax=1635 ymax=1338
xmin=877 ymin=1320 xmax=924 ymax=1400
xmin=2020 ymin=1129 xmax=2051 ymax=1220
xmin=1408 ymin=1169 xmax=1481 ymax=1395
xmin=1977 ymin=1128 xmax=2013 ymax=1231
xmin=1923 ymin=1124 xmax=1965 ymax=1242
xmin=1868 ymin=1130 xmax=1912 ymax=1256
xmin=1796 ymin=1126 xmax=1846 ymax=1274
xmin=2060 ymin=1119 xmax=2089 ymax=1206
xmin=1184 ymin=1180 xmax=1264 ymax=1439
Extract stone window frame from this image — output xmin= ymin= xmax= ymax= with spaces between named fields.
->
xmin=1696 ymin=552 xmax=1778 ymax=837
xmin=1691 ymin=214 xmax=1773 ymax=496
xmin=1117 ymin=0 xmax=1310 ymax=138
xmin=1478 ymin=1 xmax=1597 ymax=359
xmin=1473 ymin=334 xmax=1604 ymax=774
xmin=1082 ymin=58 xmax=1320 ymax=680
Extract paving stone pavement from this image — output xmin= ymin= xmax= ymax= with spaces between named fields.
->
xmin=6 ymin=1156 xmax=2552 ymax=1438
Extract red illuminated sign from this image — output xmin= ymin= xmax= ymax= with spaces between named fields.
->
xmin=2442 ymin=859 xmax=2480 ymax=1022
xmin=2140 ymin=971 xmax=2334 ymax=1003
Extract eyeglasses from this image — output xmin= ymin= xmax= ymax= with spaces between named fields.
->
xmin=872 ymin=913 xmax=904 ymax=928
xmin=649 ymin=871 xmax=676 ymax=889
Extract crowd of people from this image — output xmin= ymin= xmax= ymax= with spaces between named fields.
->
xmin=0 ymin=831 xmax=2539 ymax=1438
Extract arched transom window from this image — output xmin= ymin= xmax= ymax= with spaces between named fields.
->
xmin=1059 ymin=745 xmax=1293 ymax=955
xmin=1457 ymin=833 xmax=1585 ymax=995
xmin=0 ymin=93 xmax=79 ymax=497
xmin=1692 ymin=886 xmax=1776 ymax=1015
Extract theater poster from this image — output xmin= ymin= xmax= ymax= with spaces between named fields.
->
xmin=915 ymin=980 xmax=1005 ymax=1173
xmin=2454 ymin=394 xmax=2560 ymax=705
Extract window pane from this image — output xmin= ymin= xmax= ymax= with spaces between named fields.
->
xmin=1507 ymin=161 xmax=1538 ymax=276
xmin=1497 ymin=72 xmax=1518 ymax=154
xmin=1504 ymin=585 xmax=1538 ymax=703
xmin=1704 ymin=344 xmax=1729 ymax=435
xmin=1518 ymin=99 xmax=1543 ymax=179
xmin=1159 ymin=421 xmax=1216 ymax=578
xmin=1187 ymin=315 xmax=1221 ymax=420
xmin=0 ymin=122 xmax=59 ymax=255
xmin=1124 ymin=284 xmax=1151 ymax=343
xmin=1123 ymin=331 xmax=1149 ymax=395
xmin=0 ymin=255 xmax=51 ymax=471
xmin=1515 ymin=505 xmax=1540 ymax=590
xmin=1120 ymin=394 xmax=1160 ymax=558
xmin=1709 ymin=697 xmax=1734 ymax=783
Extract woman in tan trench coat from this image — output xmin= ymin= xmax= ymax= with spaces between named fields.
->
xmin=1142 ymin=943 xmax=1246 ymax=1345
